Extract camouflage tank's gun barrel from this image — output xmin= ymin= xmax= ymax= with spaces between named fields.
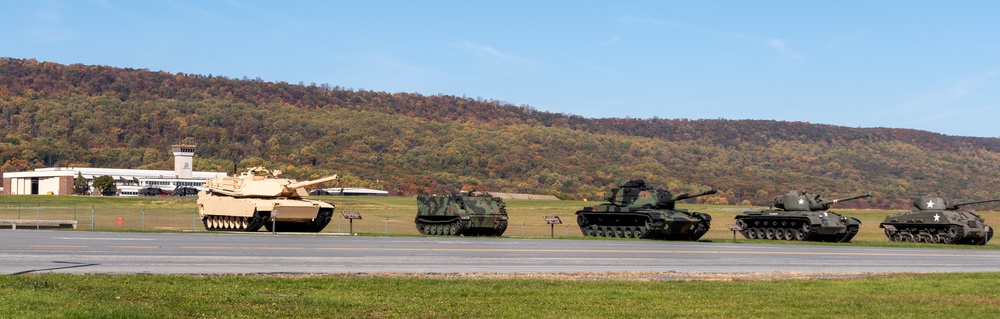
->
xmin=284 ymin=175 xmax=339 ymax=190
xmin=830 ymin=192 xmax=873 ymax=204
xmin=672 ymin=189 xmax=718 ymax=201
xmin=949 ymin=198 xmax=1000 ymax=210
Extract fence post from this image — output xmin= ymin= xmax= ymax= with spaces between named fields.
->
xmin=522 ymin=222 xmax=525 ymax=236
xmin=74 ymin=203 xmax=78 ymax=222
xmin=141 ymin=207 xmax=145 ymax=231
xmin=36 ymin=203 xmax=40 ymax=229
xmin=91 ymin=205 xmax=95 ymax=230
xmin=193 ymin=211 xmax=197 ymax=231
xmin=385 ymin=217 xmax=389 ymax=234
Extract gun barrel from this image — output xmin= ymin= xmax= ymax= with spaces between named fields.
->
xmin=673 ymin=189 xmax=718 ymax=201
xmin=952 ymin=198 xmax=1000 ymax=209
xmin=831 ymin=192 xmax=873 ymax=204
xmin=285 ymin=175 xmax=339 ymax=190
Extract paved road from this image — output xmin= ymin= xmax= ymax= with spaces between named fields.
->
xmin=2 ymin=230 xmax=999 ymax=275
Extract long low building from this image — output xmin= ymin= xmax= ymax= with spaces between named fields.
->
xmin=2 ymin=167 xmax=226 ymax=196
xmin=1 ymin=145 xmax=226 ymax=196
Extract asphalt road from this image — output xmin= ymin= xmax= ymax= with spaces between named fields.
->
xmin=2 ymin=230 xmax=999 ymax=275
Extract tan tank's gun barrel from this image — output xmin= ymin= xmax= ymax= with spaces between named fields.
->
xmin=672 ymin=189 xmax=718 ymax=201
xmin=830 ymin=192 xmax=872 ymax=204
xmin=284 ymin=175 xmax=339 ymax=190
xmin=949 ymin=198 xmax=1000 ymax=210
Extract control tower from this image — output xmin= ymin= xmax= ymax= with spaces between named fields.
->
xmin=171 ymin=144 xmax=197 ymax=178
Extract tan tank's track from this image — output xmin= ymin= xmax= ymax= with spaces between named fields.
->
xmin=415 ymin=219 xmax=507 ymax=236
xmin=883 ymin=224 xmax=993 ymax=245
xmin=203 ymin=212 xmax=267 ymax=231
xmin=577 ymin=215 xmax=710 ymax=241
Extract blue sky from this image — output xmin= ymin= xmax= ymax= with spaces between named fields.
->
xmin=2 ymin=1 xmax=999 ymax=137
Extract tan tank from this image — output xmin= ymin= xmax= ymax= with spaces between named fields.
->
xmin=197 ymin=167 xmax=339 ymax=232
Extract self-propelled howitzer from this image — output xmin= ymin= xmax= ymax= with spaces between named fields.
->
xmin=575 ymin=180 xmax=717 ymax=240
xmin=197 ymin=167 xmax=339 ymax=232
xmin=735 ymin=191 xmax=872 ymax=242
xmin=880 ymin=195 xmax=996 ymax=245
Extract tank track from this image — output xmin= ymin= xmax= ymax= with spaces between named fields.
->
xmin=735 ymin=217 xmax=857 ymax=243
xmin=882 ymin=223 xmax=993 ymax=245
xmin=415 ymin=219 xmax=508 ymax=236
xmin=203 ymin=210 xmax=270 ymax=231
xmin=262 ymin=208 xmax=334 ymax=232
xmin=204 ymin=209 xmax=333 ymax=232
xmin=576 ymin=213 xmax=711 ymax=241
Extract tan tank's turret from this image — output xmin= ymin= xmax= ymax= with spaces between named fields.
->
xmin=203 ymin=166 xmax=338 ymax=198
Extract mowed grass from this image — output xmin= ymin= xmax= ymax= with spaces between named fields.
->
xmin=3 ymin=273 xmax=1000 ymax=318
xmin=2 ymin=194 xmax=998 ymax=248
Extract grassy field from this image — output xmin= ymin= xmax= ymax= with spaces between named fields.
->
xmin=1 ymin=194 xmax=998 ymax=247
xmin=2 ymin=273 xmax=1000 ymax=318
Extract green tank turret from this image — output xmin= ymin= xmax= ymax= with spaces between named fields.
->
xmin=197 ymin=167 xmax=338 ymax=232
xmin=880 ymin=195 xmax=996 ymax=245
xmin=735 ymin=191 xmax=871 ymax=242
xmin=415 ymin=190 xmax=509 ymax=236
xmin=575 ymin=180 xmax=717 ymax=240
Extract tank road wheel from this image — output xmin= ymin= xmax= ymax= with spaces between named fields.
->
xmin=623 ymin=227 xmax=634 ymax=238
xmin=631 ymin=227 xmax=643 ymax=239
xmin=782 ymin=229 xmax=793 ymax=241
xmin=792 ymin=229 xmax=804 ymax=241
xmin=765 ymin=228 xmax=776 ymax=240
xmin=746 ymin=228 xmax=758 ymax=239
xmin=584 ymin=225 xmax=596 ymax=236
xmin=774 ymin=228 xmax=786 ymax=240
xmin=595 ymin=226 xmax=606 ymax=237
xmin=448 ymin=223 xmax=458 ymax=236
xmin=615 ymin=226 xmax=626 ymax=238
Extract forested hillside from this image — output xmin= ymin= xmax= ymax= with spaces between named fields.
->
xmin=3 ymin=57 xmax=1000 ymax=208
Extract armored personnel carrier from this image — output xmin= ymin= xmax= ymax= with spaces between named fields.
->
xmin=415 ymin=190 xmax=509 ymax=236
xmin=735 ymin=191 xmax=871 ymax=242
xmin=880 ymin=195 xmax=996 ymax=245
xmin=197 ymin=167 xmax=339 ymax=232
xmin=575 ymin=180 xmax=717 ymax=240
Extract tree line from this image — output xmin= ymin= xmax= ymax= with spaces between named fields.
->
xmin=3 ymin=57 xmax=1000 ymax=209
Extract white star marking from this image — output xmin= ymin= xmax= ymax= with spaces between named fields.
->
xmin=926 ymin=200 xmax=935 ymax=209
xmin=798 ymin=199 xmax=805 ymax=205
xmin=934 ymin=213 xmax=940 ymax=222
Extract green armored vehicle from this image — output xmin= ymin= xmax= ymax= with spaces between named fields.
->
xmin=415 ymin=190 xmax=509 ymax=236
xmin=197 ymin=167 xmax=338 ymax=232
xmin=880 ymin=195 xmax=996 ymax=245
xmin=575 ymin=180 xmax=717 ymax=240
xmin=735 ymin=191 xmax=871 ymax=242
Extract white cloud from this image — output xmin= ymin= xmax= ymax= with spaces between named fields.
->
xmin=459 ymin=41 xmax=520 ymax=61
xmin=950 ymin=68 xmax=1000 ymax=97
xmin=767 ymin=38 xmax=803 ymax=60
xmin=625 ymin=15 xmax=803 ymax=61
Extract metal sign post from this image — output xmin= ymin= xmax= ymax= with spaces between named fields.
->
xmin=342 ymin=211 xmax=362 ymax=235
xmin=544 ymin=216 xmax=562 ymax=238
xmin=726 ymin=224 xmax=743 ymax=243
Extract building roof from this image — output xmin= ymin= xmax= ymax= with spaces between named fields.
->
xmin=3 ymin=167 xmax=226 ymax=179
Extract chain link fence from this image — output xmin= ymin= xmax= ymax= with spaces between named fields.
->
xmin=0 ymin=202 xmax=582 ymax=237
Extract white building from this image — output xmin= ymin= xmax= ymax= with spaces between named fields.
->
xmin=1 ymin=145 xmax=226 ymax=196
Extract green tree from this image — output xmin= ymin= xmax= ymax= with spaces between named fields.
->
xmin=92 ymin=175 xmax=116 ymax=196
xmin=73 ymin=172 xmax=90 ymax=195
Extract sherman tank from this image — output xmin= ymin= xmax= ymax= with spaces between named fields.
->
xmin=197 ymin=167 xmax=339 ymax=232
xmin=415 ymin=190 xmax=509 ymax=236
xmin=735 ymin=191 xmax=872 ymax=242
xmin=575 ymin=180 xmax=717 ymax=240
xmin=880 ymin=195 xmax=997 ymax=245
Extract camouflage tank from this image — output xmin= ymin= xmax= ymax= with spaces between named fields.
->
xmin=880 ymin=195 xmax=996 ymax=245
xmin=735 ymin=191 xmax=871 ymax=242
xmin=575 ymin=180 xmax=717 ymax=240
xmin=415 ymin=190 xmax=509 ymax=236
xmin=197 ymin=167 xmax=339 ymax=232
